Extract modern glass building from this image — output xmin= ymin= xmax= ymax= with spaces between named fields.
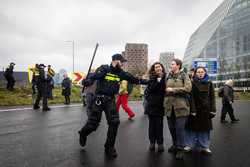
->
xmin=183 ymin=0 xmax=250 ymax=88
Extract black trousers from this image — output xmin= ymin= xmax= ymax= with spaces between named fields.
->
xmin=79 ymin=95 xmax=120 ymax=149
xmin=148 ymin=115 xmax=164 ymax=145
xmin=221 ymin=102 xmax=236 ymax=121
xmin=34 ymin=90 xmax=48 ymax=109
xmin=5 ymin=76 xmax=15 ymax=90
xmin=64 ymin=95 xmax=70 ymax=104
xmin=86 ymin=93 xmax=94 ymax=117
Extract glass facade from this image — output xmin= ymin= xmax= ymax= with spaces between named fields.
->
xmin=183 ymin=0 xmax=250 ymax=88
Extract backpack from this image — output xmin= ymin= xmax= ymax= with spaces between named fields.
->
xmin=218 ymin=86 xmax=224 ymax=97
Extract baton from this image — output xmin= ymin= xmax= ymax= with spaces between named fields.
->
xmin=82 ymin=43 xmax=99 ymax=93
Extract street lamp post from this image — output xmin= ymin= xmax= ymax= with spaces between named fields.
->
xmin=65 ymin=40 xmax=75 ymax=73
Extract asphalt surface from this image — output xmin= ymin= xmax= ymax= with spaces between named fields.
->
xmin=0 ymin=100 xmax=249 ymax=167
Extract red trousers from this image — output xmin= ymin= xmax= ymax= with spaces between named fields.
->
xmin=116 ymin=94 xmax=135 ymax=117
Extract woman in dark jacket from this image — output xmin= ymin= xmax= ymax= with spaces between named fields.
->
xmin=62 ymin=74 xmax=71 ymax=105
xmin=144 ymin=62 xmax=166 ymax=152
xmin=186 ymin=66 xmax=216 ymax=155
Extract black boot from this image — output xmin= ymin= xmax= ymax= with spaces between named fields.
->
xmin=149 ymin=143 xmax=155 ymax=151
xmin=175 ymin=150 xmax=184 ymax=160
xmin=168 ymin=145 xmax=177 ymax=154
xmin=33 ymin=105 xmax=40 ymax=110
xmin=231 ymin=119 xmax=240 ymax=123
xmin=78 ymin=131 xmax=87 ymax=147
xmin=105 ymin=147 xmax=117 ymax=158
xmin=158 ymin=144 xmax=164 ymax=153
xmin=43 ymin=107 xmax=51 ymax=111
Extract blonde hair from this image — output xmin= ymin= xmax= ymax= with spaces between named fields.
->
xmin=225 ymin=79 xmax=233 ymax=87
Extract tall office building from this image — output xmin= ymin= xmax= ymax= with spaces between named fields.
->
xmin=183 ymin=0 xmax=250 ymax=87
xmin=159 ymin=52 xmax=175 ymax=73
xmin=123 ymin=43 xmax=148 ymax=76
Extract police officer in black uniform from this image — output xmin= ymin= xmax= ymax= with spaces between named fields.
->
xmin=79 ymin=53 xmax=147 ymax=158
xmin=33 ymin=64 xmax=50 ymax=111
xmin=4 ymin=62 xmax=16 ymax=91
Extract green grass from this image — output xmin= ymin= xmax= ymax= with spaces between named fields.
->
xmin=0 ymin=85 xmax=82 ymax=106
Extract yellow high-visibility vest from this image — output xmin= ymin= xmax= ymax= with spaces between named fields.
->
xmin=104 ymin=73 xmax=120 ymax=82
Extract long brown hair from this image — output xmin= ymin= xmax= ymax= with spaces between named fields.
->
xmin=148 ymin=62 xmax=166 ymax=77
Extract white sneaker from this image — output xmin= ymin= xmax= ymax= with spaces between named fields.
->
xmin=183 ymin=146 xmax=192 ymax=152
xmin=202 ymin=148 xmax=212 ymax=155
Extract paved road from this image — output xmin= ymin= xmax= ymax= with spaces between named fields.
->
xmin=0 ymin=101 xmax=249 ymax=167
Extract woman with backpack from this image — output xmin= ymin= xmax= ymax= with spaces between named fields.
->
xmin=220 ymin=79 xmax=240 ymax=123
xmin=144 ymin=62 xmax=166 ymax=152
xmin=164 ymin=59 xmax=192 ymax=160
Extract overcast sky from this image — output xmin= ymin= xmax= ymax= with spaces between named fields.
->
xmin=0 ymin=0 xmax=224 ymax=72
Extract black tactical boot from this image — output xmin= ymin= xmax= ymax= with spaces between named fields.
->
xmin=78 ymin=131 xmax=87 ymax=147
xmin=231 ymin=119 xmax=240 ymax=123
xmin=105 ymin=147 xmax=118 ymax=158
xmin=33 ymin=105 xmax=40 ymax=110
xmin=168 ymin=145 xmax=177 ymax=153
xmin=175 ymin=150 xmax=184 ymax=160
xmin=149 ymin=143 xmax=155 ymax=151
xmin=158 ymin=144 xmax=164 ymax=152
xmin=42 ymin=107 xmax=51 ymax=111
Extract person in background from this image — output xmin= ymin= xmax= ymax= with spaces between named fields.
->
xmin=47 ymin=65 xmax=55 ymax=100
xmin=164 ymin=58 xmax=192 ymax=160
xmin=144 ymin=62 xmax=166 ymax=152
xmin=33 ymin=64 xmax=50 ymax=111
xmin=31 ymin=64 xmax=40 ymax=94
xmin=141 ymin=73 xmax=148 ymax=115
xmin=220 ymin=79 xmax=240 ymax=123
xmin=185 ymin=66 xmax=216 ymax=155
xmin=116 ymin=80 xmax=135 ymax=120
xmin=62 ymin=73 xmax=71 ymax=105
xmin=4 ymin=62 xmax=16 ymax=91
xmin=188 ymin=68 xmax=195 ymax=80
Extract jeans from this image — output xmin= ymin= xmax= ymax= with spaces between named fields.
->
xmin=167 ymin=110 xmax=188 ymax=149
xmin=185 ymin=130 xmax=210 ymax=149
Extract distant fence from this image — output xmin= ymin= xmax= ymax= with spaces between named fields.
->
xmin=0 ymin=71 xmax=29 ymax=88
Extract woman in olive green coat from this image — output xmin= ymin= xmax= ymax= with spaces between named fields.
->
xmin=164 ymin=59 xmax=192 ymax=160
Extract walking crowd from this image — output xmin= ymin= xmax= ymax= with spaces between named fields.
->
xmin=3 ymin=53 xmax=240 ymax=160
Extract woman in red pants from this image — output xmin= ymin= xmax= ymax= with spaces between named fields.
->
xmin=116 ymin=80 xmax=135 ymax=119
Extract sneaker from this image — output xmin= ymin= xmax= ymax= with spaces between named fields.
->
xmin=78 ymin=131 xmax=87 ymax=147
xmin=201 ymin=148 xmax=212 ymax=155
xmin=105 ymin=147 xmax=118 ymax=158
xmin=149 ymin=143 xmax=155 ymax=151
xmin=128 ymin=114 xmax=135 ymax=120
xmin=231 ymin=119 xmax=240 ymax=123
xmin=158 ymin=144 xmax=164 ymax=152
xmin=221 ymin=120 xmax=228 ymax=123
xmin=175 ymin=151 xmax=184 ymax=160
xmin=168 ymin=145 xmax=177 ymax=153
xmin=183 ymin=146 xmax=192 ymax=153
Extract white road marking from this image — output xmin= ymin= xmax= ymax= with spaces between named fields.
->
xmin=0 ymin=104 xmax=83 ymax=113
